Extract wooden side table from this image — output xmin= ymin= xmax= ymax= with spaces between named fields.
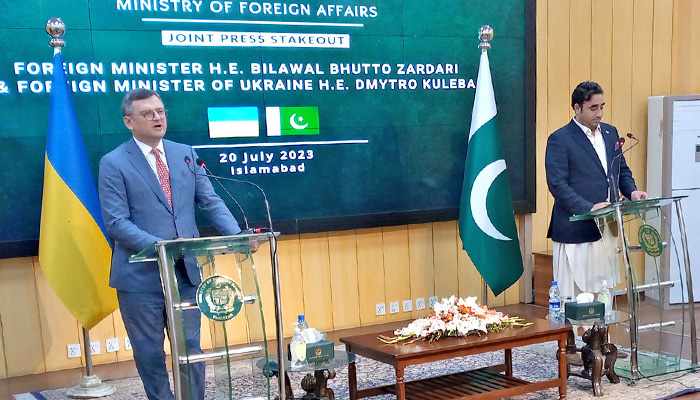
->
xmin=257 ymin=350 xmax=357 ymax=400
xmin=565 ymin=322 xmax=620 ymax=396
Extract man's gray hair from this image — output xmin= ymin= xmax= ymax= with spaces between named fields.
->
xmin=121 ymin=89 xmax=162 ymax=116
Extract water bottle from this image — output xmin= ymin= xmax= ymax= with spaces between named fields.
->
xmin=290 ymin=323 xmax=307 ymax=368
xmin=597 ymin=280 xmax=613 ymax=318
xmin=297 ymin=314 xmax=309 ymax=331
xmin=549 ymin=281 xmax=561 ymax=321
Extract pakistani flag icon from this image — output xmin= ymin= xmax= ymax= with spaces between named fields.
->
xmin=266 ymin=106 xmax=319 ymax=136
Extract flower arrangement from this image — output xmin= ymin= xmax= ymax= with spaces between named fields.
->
xmin=378 ymin=295 xmax=531 ymax=344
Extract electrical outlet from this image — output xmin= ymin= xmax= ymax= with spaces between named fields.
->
xmin=428 ymin=296 xmax=438 ymax=309
xmin=375 ymin=303 xmax=386 ymax=316
xmin=389 ymin=301 xmax=400 ymax=314
xmin=106 ymin=337 xmax=120 ymax=353
xmin=90 ymin=341 xmax=102 ymax=355
xmin=415 ymin=297 xmax=426 ymax=310
xmin=124 ymin=337 xmax=132 ymax=351
xmin=402 ymin=300 xmax=413 ymax=312
xmin=67 ymin=343 xmax=81 ymax=358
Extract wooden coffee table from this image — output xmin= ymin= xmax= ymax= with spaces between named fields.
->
xmin=340 ymin=318 xmax=571 ymax=400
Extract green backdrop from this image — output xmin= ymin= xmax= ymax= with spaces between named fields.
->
xmin=0 ymin=0 xmax=535 ymax=257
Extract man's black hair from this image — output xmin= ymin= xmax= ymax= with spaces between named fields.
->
xmin=571 ymin=81 xmax=603 ymax=110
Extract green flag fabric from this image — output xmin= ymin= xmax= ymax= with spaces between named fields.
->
xmin=266 ymin=106 xmax=320 ymax=136
xmin=458 ymin=50 xmax=524 ymax=296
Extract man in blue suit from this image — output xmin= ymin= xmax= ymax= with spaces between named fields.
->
xmin=99 ymin=89 xmax=242 ymax=400
xmin=545 ymin=81 xmax=647 ymax=301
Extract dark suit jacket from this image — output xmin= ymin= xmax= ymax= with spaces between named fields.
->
xmin=545 ymin=120 xmax=637 ymax=243
xmin=98 ymin=138 xmax=241 ymax=292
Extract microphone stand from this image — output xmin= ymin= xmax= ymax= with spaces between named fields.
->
xmin=609 ymin=134 xmax=639 ymax=203
xmin=609 ymin=173 xmax=621 ymax=203
xmin=197 ymin=159 xmax=273 ymax=232
xmin=608 ymin=138 xmax=625 ymax=203
xmin=185 ymin=156 xmax=250 ymax=230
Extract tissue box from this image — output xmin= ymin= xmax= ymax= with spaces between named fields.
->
xmin=287 ymin=339 xmax=335 ymax=363
xmin=564 ymin=301 xmax=605 ymax=321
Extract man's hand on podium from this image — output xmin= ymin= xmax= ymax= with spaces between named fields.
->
xmin=250 ymin=240 xmax=260 ymax=253
xmin=631 ymin=190 xmax=648 ymax=201
xmin=591 ymin=202 xmax=611 ymax=211
xmin=239 ymin=228 xmax=262 ymax=253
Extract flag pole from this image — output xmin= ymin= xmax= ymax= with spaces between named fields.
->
xmin=478 ymin=25 xmax=493 ymax=307
xmin=45 ymin=17 xmax=116 ymax=398
xmin=83 ymin=328 xmax=94 ymax=377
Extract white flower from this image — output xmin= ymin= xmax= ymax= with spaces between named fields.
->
xmin=433 ymin=297 xmax=452 ymax=315
xmin=394 ymin=318 xmax=432 ymax=337
xmin=445 ymin=319 xmax=459 ymax=332
xmin=428 ymin=318 xmax=446 ymax=333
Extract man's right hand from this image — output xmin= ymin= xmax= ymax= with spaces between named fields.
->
xmin=591 ymin=201 xmax=611 ymax=211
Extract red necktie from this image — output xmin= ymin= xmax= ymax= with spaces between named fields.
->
xmin=151 ymin=148 xmax=172 ymax=207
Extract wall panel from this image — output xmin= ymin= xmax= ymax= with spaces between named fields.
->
xmin=534 ymin=0 xmax=551 ymax=255
xmin=432 ymin=221 xmax=460 ymax=300
xmin=0 ymin=257 xmax=45 ymax=376
xmin=276 ymin=236 xmax=305 ymax=331
xmin=299 ymin=233 xmax=333 ymax=332
xmin=382 ymin=226 xmax=411 ymax=322
xmin=328 ymin=230 xmax=361 ymax=329
xmin=356 ymin=228 xmax=386 ymax=326
xmin=651 ymin=0 xmax=673 ymax=97
xmin=591 ymin=0 xmax=614 ymax=103
xmin=569 ymin=0 xmax=592 ymax=85
xmin=408 ymin=224 xmax=436 ymax=319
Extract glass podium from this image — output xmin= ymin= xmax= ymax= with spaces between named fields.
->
xmin=131 ymin=232 xmax=285 ymax=400
xmin=571 ymin=196 xmax=698 ymax=380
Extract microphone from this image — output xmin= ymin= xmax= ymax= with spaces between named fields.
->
xmin=627 ymin=132 xmax=640 ymax=148
xmin=614 ymin=137 xmax=625 ymax=151
xmin=195 ymin=158 xmax=274 ymax=233
xmin=184 ymin=155 xmax=250 ymax=231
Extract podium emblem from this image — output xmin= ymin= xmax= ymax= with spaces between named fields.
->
xmin=638 ymin=224 xmax=663 ymax=257
xmin=197 ymin=275 xmax=243 ymax=321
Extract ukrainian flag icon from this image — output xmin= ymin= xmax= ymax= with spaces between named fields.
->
xmin=208 ymin=106 xmax=260 ymax=138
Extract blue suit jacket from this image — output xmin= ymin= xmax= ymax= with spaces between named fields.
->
xmin=545 ymin=120 xmax=637 ymax=243
xmin=98 ymin=138 xmax=241 ymax=292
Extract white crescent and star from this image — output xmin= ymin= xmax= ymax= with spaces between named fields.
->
xmin=465 ymin=52 xmax=513 ymax=242
xmin=470 ymin=159 xmax=512 ymax=241
xmin=289 ymin=114 xmax=308 ymax=130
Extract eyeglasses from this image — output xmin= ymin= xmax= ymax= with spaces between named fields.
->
xmin=131 ymin=108 xmax=168 ymax=120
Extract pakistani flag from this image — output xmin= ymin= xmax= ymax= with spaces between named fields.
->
xmin=266 ymin=106 xmax=319 ymax=136
xmin=458 ymin=50 xmax=523 ymax=297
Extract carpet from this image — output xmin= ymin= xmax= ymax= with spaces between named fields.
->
xmin=14 ymin=342 xmax=700 ymax=400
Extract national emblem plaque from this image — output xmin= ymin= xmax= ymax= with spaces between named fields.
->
xmin=196 ymin=274 xmax=243 ymax=321
xmin=638 ymin=224 xmax=664 ymax=258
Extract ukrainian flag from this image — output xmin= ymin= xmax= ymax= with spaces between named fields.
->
xmin=38 ymin=50 xmax=117 ymax=330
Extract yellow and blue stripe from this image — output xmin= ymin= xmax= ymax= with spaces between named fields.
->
xmin=38 ymin=51 xmax=117 ymax=330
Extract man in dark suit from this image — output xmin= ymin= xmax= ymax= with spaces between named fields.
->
xmin=545 ymin=81 xmax=647 ymax=301
xmin=98 ymin=89 xmax=242 ymax=400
